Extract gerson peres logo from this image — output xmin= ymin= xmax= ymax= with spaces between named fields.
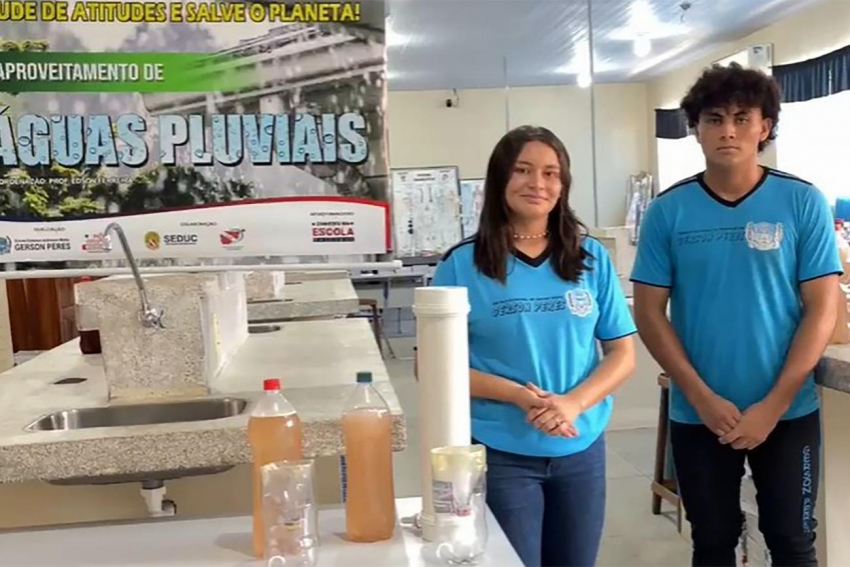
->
xmin=0 ymin=236 xmax=10 ymax=255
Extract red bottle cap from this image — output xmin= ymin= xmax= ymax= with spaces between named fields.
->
xmin=263 ymin=378 xmax=281 ymax=391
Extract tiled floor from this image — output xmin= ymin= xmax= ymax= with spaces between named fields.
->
xmin=384 ymin=337 xmax=692 ymax=567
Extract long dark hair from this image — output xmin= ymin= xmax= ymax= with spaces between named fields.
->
xmin=474 ymin=125 xmax=590 ymax=283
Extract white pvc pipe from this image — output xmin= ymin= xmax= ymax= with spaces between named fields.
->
xmin=413 ymin=286 xmax=472 ymax=542
xmin=0 ymin=261 xmax=403 ymax=280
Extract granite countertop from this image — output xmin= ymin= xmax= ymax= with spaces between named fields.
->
xmin=247 ymin=279 xmax=360 ymax=323
xmin=816 ymin=345 xmax=850 ymax=394
xmin=0 ymin=319 xmax=405 ymax=484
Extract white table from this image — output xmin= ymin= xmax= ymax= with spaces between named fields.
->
xmin=0 ymin=497 xmax=522 ymax=567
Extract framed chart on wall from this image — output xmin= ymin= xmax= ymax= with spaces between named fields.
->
xmin=459 ymin=178 xmax=485 ymax=239
xmin=391 ymin=166 xmax=462 ymax=258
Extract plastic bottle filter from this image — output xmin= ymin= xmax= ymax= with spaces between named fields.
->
xmin=413 ymin=286 xmax=472 ymax=541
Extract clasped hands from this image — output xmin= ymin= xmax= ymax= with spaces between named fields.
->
xmin=515 ymin=383 xmax=583 ymax=438
xmin=695 ymin=392 xmax=784 ymax=450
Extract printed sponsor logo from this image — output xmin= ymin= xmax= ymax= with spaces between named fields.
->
xmin=220 ymin=228 xmax=245 ymax=248
xmin=14 ymin=238 xmax=71 ymax=252
xmin=163 ymin=234 xmax=199 ymax=246
xmin=82 ymin=233 xmax=110 ymax=253
xmin=0 ymin=236 xmax=11 ymax=255
xmin=146 ymin=231 xmax=198 ymax=250
xmin=311 ymin=220 xmax=355 ymax=243
xmin=144 ymin=231 xmax=161 ymax=251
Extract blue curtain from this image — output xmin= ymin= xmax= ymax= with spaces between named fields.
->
xmin=655 ymin=108 xmax=689 ymax=140
xmin=837 ymin=198 xmax=850 ymax=221
xmin=774 ymin=44 xmax=850 ymax=103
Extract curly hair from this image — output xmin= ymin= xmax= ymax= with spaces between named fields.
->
xmin=681 ymin=62 xmax=781 ymax=152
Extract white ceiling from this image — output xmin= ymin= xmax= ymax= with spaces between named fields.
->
xmin=385 ymin=0 xmax=827 ymax=90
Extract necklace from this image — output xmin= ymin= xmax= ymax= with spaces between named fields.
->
xmin=512 ymin=230 xmax=549 ymax=240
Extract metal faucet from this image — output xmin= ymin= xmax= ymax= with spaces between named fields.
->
xmin=103 ymin=222 xmax=165 ymax=329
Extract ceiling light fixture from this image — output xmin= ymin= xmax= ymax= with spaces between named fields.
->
xmin=577 ymin=72 xmax=592 ymax=89
xmin=630 ymin=0 xmax=656 ymax=32
xmin=385 ymin=15 xmax=411 ymax=48
xmin=608 ymin=0 xmax=689 ymax=42
xmin=633 ymin=36 xmax=652 ymax=58
xmin=628 ymin=39 xmax=697 ymax=77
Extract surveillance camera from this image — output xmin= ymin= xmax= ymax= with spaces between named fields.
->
xmin=446 ymin=99 xmax=454 ymax=108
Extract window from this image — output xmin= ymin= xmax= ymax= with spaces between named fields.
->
xmin=777 ymin=90 xmax=850 ymax=206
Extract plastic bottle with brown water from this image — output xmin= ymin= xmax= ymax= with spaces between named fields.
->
xmin=342 ymin=371 xmax=396 ymax=542
xmin=248 ymin=378 xmax=303 ymax=557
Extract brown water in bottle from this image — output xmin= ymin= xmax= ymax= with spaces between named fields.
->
xmin=342 ymin=409 xmax=395 ymax=542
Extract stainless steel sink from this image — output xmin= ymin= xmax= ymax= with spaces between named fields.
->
xmin=25 ymin=397 xmax=248 ymax=432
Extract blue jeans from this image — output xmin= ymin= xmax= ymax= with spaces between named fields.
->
xmin=479 ymin=435 xmax=606 ymax=567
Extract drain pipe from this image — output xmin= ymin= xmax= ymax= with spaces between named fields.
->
xmin=141 ymin=480 xmax=177 ymax=517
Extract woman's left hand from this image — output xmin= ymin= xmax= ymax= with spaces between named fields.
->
xmin=525 ymin=383 xmax=583 ymax=437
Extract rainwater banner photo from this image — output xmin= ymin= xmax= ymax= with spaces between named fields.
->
xmin=0 ymin=0 xmax=389 ymax=263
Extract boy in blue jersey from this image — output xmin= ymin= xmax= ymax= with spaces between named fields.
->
xmin=432 ymin=125 xmax=636 ymax=567
xmin=632 ymin=63 xmax=842 ymax=567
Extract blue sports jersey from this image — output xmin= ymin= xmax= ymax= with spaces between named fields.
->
xmin=432 ymin=236 xmax=636 ymax=457
xmin=631 ymin=168 xmax=844 ymax=424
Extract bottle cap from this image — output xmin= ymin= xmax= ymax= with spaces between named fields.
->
xmin=263 ymin=378 xmax=281 ymax=391
xmin=413 ymin=287 xmax=470 ymax=317
xmin=356 ymin=371 xmax=373 ymax=384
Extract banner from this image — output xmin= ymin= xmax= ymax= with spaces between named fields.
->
xmin=0 ymin=197 xmax=390 ymax=262
xmin=0 ymin=0 xmax=389 ymax=265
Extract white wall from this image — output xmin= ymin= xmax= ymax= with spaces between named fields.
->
xmin=387 ymin=83 xmax=650 ymax=228
xmin=506 ymin=85 xmax=595 ymax=225
xmin=387 ymin=89 xmax=507 ymax=181
xmin=647 ymin=0 xmax=850 ymax=178
xmin=594 ymin=84 xmax=650 ymax=227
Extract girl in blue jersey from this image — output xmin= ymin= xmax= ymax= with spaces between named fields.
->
xmin=432 ymin=126 xmax=637 ymax=567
